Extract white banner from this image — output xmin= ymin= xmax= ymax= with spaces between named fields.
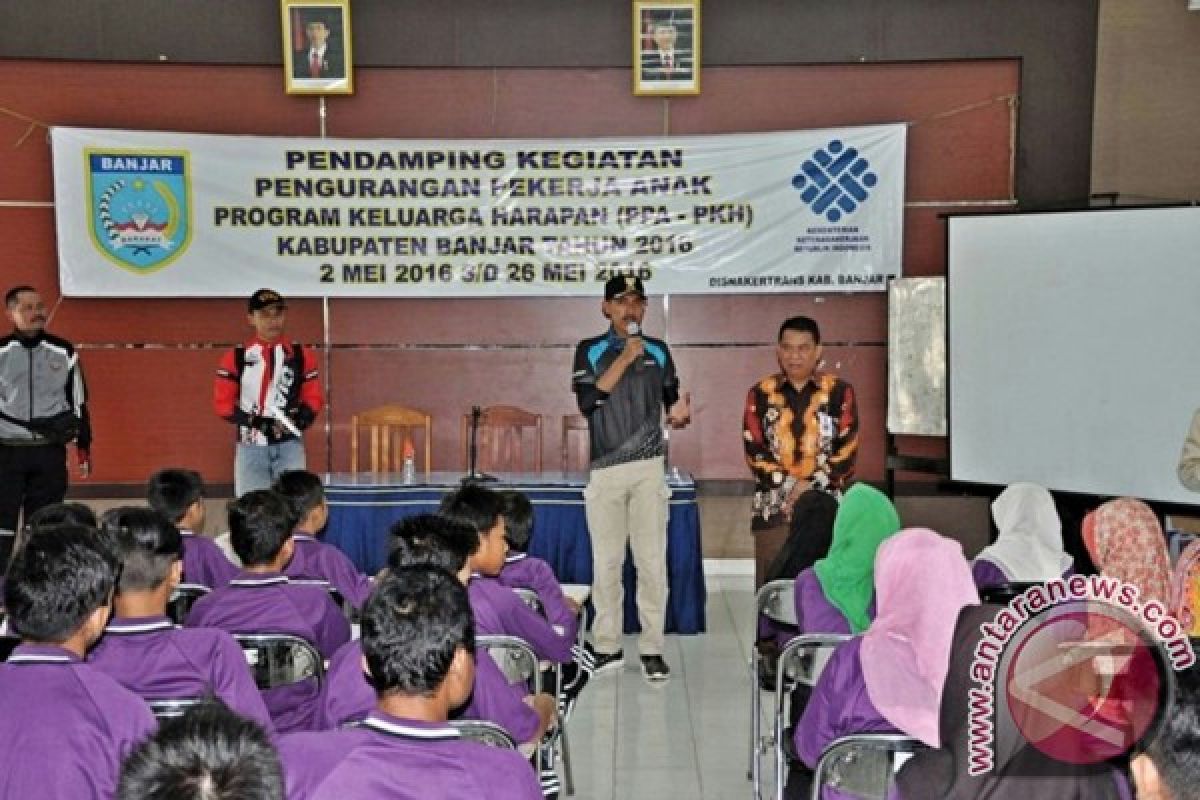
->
xmin=51 ymin=125 xmax=905 ymax=297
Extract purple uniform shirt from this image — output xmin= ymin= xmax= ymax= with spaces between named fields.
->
xmin=794 ymin=638 xmax=900 ymax=800
xmin=180 ymin=530 xmax=239 ymax=589
xmin=89 ymin=614 xmax=273 ymax=730
xmin=469 ymin=575 xmax=573 ymax=663
xmin=794 ymin=568 xmax=876 ymax=635
xmin=498 ymin=553 xmax=580 ymax=642
xmin=285 ymin=532 xmax=372 ymax=610
xmin=0 ymin=644 xmax=157 ymax=800
xmin=970 ymin=557 xmax=1075 ymax=591
xmin=279 ymin=711 xmax=542 ymax=800
xmin=185 ymin=570 xmax=351 ymax=732
xmin=316 ymin=639 xmax=540 ymax=744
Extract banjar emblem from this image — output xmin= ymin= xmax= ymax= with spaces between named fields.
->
xmin=87 ymin=149 xmax=192 ymax=273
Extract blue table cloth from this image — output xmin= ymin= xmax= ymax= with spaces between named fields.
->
xmin=322 ymin=471 xmax=706 ymax=634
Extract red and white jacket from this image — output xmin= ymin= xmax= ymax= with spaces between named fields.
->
xmin=214 ymin=337 xmax=322 ymax=445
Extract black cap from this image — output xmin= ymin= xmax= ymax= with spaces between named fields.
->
xmin=247 ymin=288 xmax=286 ymax=312
xmin=604 ymin=275 xmax=646 ymax=301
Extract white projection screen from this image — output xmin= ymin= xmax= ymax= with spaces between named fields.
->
xmin=948 ymin=206 xmax=1200 ymax=505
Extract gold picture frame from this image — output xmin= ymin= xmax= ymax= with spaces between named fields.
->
xmin=633 ymin=0 xmax=701 ymax=96
xmin=281 ymin=0 xmax=354 ymax=95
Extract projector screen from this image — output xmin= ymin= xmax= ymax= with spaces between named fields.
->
xmin=948 ymin=207 xmax=1200 ymax=505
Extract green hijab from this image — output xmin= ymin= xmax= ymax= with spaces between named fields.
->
xmin=812 ymin=483 xmax=902 ymax=633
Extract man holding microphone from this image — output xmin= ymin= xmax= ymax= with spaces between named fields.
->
xmin=572 ymin=275 xmax=690 ymax=683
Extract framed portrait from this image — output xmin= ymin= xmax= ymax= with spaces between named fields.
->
xmin=633 ymin=0 xmax=701 ymax=96
xmin=281 ymin=0 xmax=354 ymax=95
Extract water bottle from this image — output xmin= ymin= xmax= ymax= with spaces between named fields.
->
xmin=402 ymin=453 xmax=416 ymax=484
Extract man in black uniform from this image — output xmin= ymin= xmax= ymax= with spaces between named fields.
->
xmin=0 ymin=286 xmax=91 ymax=567
xmin=571 ymin=275 xmax=690 ymax=682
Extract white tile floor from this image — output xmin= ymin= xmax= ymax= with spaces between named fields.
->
xmin=562 ymin=574 xmax=760 ymax=800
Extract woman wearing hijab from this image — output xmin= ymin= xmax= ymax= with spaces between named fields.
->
xmin=791 ymin=528 xmax=978 ymax=799
xmin=755 ymin=490 xmax=839 ymax=686
xmin=1082 ymin=497 xmax=1172 ymax=608
xmin=794 ymin=483 xmax=901 ymax=635
xmin=1169 ymin=537 xmax=1200 ymax=636
xmin=973 ymin=483 xmax=1074 ymax=590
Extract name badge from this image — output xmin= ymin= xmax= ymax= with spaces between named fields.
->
xmin=819 ymin=412 xmax=834 ymax=439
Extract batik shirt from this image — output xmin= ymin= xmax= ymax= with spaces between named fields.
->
xmin=743 ymin=372 xmax=857 ymax=529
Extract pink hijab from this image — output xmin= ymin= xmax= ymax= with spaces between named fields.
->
xmin=860 ymin=528 xmax=979 ymax=748
xmin=1082 ymin=497 xmax=1172 ymax=609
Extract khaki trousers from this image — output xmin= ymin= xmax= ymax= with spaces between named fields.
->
xmin=584 ymin=455 xmax=670 ymax=655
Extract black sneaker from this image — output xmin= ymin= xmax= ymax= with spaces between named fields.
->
xmin=640 ymin=654 xmax=670 ymax=683
xmin=591 ymin=649 xmax=625 ymax=675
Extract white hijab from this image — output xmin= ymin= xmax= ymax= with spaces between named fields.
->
xmin=975 ymin=483 xmax=1072 ymax=581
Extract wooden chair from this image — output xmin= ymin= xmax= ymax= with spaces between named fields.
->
xmin=350 ymin=405 xmax=432 ymax=475
xmin=560 ymin=414 xmax=590 ymax=474
xmin=461 ymin=405 xmax=543 ymax=474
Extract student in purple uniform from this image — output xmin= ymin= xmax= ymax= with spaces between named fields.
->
xmin=89 ymin=507 xmax=273 ymax=730
xmin=118 ymin=700 xmax=283 ymax=800
xmin=0 ymin=501 xmax=98 ymax=603
xmin=496 ymin=490 xmax=592 ymax=707
xmin=148 ymin=468 xmax=238 ymax=589
xmin=0 ymin=525 xmax=157 ymax=800
xmin=972 ymin=482 xmax=1074 ymax=590
xmin=186 ymin=490 xmax=350 ymax=733
xmin=318 ymin=514 xmax=556 ymax=751
xmin=794 ymin=483 xmax=900 ymax=635
xmin=273 ymin=470 xmax=371 ymax=609
xmin=440 ymin=485 xmax=581 ymax=670
xmin=279 ymin=565 xmax=543 ymax=800
xmin=790 ymin=528 xmax=979 ymax=800
xmin=497 ymin=490 xmax=582 ymax=640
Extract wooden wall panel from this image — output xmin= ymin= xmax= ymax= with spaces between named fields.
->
xmin=0 ymin=58 xmax=1016 ymax=484
xmin=670 ymin=344 xmax=887 ymax=481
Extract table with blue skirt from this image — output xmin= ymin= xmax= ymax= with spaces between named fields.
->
xmin=322 ymin=471 xmax=706 ymax=634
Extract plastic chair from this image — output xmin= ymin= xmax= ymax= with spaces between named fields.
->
xmin=233 ymin=633 xmax=326 ymax=691
xmin=167 ymin=583 xmax=211 ymax=626
xmin=749 ymin=579 xmax=797 ymax=793
xmin=0 ymin=634 xmax=18 ymax=662
xmin=462 ymin=405 xmax=543 ymax=474
xmin=147 ymin=697 xmax=205 ymax=722
xmin=560 ymin=414 xmax=590 ymax=474
xmin=510 ymin=586 xmax=578 ymax=796
xmin=450 ymin=719 xmax=519 ymax=750
xmin=810 ymin=733 xmax=927 ymax=800
xmin=773 ymin=634 xmax=854 ymax=800
xmin=478 ymin=633 xmax=545 ymax=771
xmin=350 ymin=404 xmax=432 ymax=474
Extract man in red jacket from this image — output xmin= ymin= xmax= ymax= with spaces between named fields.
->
xmin=214 ymin=289 xmax=322 ymax=497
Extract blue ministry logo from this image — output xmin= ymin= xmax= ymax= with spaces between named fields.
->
xmin=86 ymin=149 xmax=192 ymax=273
xmin=791 ymin=139 xmax=879 ymax=223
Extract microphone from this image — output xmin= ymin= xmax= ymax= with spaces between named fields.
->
xmin=626 ymin=321 xmax=645 ymax=371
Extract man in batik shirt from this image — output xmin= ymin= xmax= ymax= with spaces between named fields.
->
xmin=743 ymin=315 xmax=858 ymax=588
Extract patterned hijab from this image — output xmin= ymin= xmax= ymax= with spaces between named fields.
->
xmin=977 ymin=483 xmax=1072 ymax=581
xmin=860 ymin=528 xmax=979 ymax=747
xmin=813 ymin=483 xmax=901 ymax=633
xmin=1170 ymin=538 xmax=1200 ymax=636
xmin=1082 ymin=497 xmax=1172 ymax=608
